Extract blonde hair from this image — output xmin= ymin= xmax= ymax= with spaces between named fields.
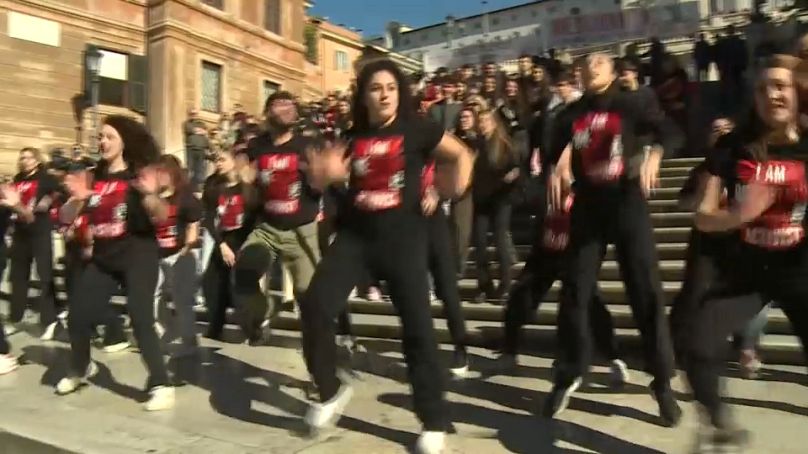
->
xmin=478 ymin=109 xmax=514 ymax=168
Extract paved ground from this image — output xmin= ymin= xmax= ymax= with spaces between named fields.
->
xmin=0 ymin=325 xmax=806 ymax=454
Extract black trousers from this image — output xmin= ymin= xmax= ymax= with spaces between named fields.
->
xmin=555 ymin=185 xmax=674 ymax=386
xmin=473 ymin=200 xmax=513 ymax=295
xmin=204 ymin=238 xmax=240 ymax=339
xmin=669 ymin=230 xmax=737 ymax=364
xmin=0 ymin=240 xmax=10 ymax=355
xmin=504 ymin=246 xmax=617 ymax=359
xmin=450 ymin=195 xmax=474 ymax=276
xmin=300 ymin=223 xmax=446 ymax=431
xmin=318 ymin=217 xmax=353 ymax=337
xmin=428 ymin=209 xmax=467 ymax=347
xmin=9 ymin=229 xmax=56 ymax=326
xmin=685 ymin=244 xmax=808 ymax=425
xmin=63 ymin=240 xmax=87 ymax=303
xmin=67 ymin=241 xmax=168 ymax=388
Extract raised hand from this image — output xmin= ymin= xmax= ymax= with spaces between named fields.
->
xmin=306 ymin=142 xmax=350 ymax=191
xmin=0 ymin=184 xmax=20 ymax=207
xmin=136 ymin=165 xmax=160 ymax=195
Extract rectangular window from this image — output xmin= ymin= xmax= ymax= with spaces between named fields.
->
xmin=263 ymin=80 xmax=280 ymax=104
xmin=201 ymin=61 xmax=222 ymax=113
xmin=264 ymin=0 xmax=281 ymax=34
xmin=334 ymin=50 xmax=349 ymax=72
xmin=201 ymin=0 xmax=224 ymax=10
xmin=89 ymin=48 xmax=148 ymax=113
xmin=8 ymin=11 xmax=61 ymax=47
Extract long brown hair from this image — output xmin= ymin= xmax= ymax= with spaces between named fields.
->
xmin=158 ymin=154 xmax=189 ymax=193
xmin=745 ymin=54 xmax=801 ymax=161
xmin=478 ymin=109 xmax=514 ymax=168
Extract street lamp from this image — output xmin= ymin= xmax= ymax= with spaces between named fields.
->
xmin=85 ymin=44 xmax=103 ymax=158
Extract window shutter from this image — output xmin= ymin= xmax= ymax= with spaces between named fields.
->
xmin=128 ymin=54 xmax=148 ymax=114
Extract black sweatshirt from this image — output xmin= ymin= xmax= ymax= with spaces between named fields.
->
xmin=471 ymin=138 xmax=520 ymax=205
xmin=555 ymin=81 xmax=681 ymax=191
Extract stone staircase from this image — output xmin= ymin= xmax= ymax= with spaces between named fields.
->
xmin=266 ymin=157 xmax=804 ymax=365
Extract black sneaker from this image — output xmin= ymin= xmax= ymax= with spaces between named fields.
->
xmin=542 ymin=377 xmax=582 ymax=418
xmin=449 ymin=346 xmax=469 ymax=378
xmin=248 ymin=320 xmax=271 ymax=346
xmin=651 ymin=381 xmax=682 ymax=427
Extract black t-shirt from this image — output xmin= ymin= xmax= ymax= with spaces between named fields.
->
xmin=342 ymin=115 xmax=444 ymax=237
xmin=12 ymin=167 xmax=60 ymax=232
xmin=558 ymin=82 xmax=680 ymax=190
xmin=247 ymin=133 xmax=321 ymax=230
xmin=707 ymin=132 xmax=808 ymax=251
xmin=155 ymin=188 xmax=203 ymax=257
xmin=202 ymin=174 xmax=256 ymax=248
xmin=85 ymin=168 xmax=157 ymax=267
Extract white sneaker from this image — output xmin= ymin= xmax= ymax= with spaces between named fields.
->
xmin=144 ymin=386 xmax=175 ymax=411
xmin=366 ymin=287 xmax=382 ymax=302
xmin=304 ymin=383 xmax=353 ymax=430
xmin=154 ymin=322 xmax=166 ymax=339
xmin=0 ymin=354 xmax=19 ymax=375
xmin=102 ymin=341 xmax=130 ymax=354
xmin=3 ymin=324 xmax=19 ymax=337
xmin=40 ymin=322 xmax=58 ymax=341
xmin=415 ymin=431 xmax=445 ymax=454
xmin=429 ymin=291 xmax=439 ymax=303
xmin=348 ymin=288 xmax=358 ymax=300
xmin=609 ymin=359 xmax=630 ymax=387
xmin=56 ymin=361 xmax=99 ymax=395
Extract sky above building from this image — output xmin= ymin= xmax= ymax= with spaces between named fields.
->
xmin=309 ymin=0 xmax=534 ymax=38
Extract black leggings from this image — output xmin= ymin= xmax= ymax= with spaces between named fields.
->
xmin=0 ymin=240 xmax=10 ymax=354
xmin=318 ymin=217 xmax=353 ymax=337
xmin=556 ymin=187 xmax=674 ymax=386
xmin=473 ymin=200 xmax=513 ymax=295
xmin=685 ymin=244 xmax=808 ymax=426
xmin=204 ymin=237 xmax=242 ymax=339
xmin=67 ymin=244 xmax=168 ymax=388
xmin=9 ymin=229 xmax=56 ymax=326
xmin=63 ymin=240 xmax=87 ymax=303
xmin=428 ymin=209 xmax=467 ymax=348
xmin=300 ymin=225 xmax=446 ymax=431
xmin=504 ymin=246 xmax=617 ymax=359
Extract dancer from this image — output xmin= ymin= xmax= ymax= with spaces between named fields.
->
xmin=202 ymin=148 xmax=257 ymax=340
xmin=301 ymin=59 xmax=473 ymax=454
xmin=235 ymin=91 xmax=323 ymax=345
xmin=54 ymin=115 xmax=173 ymax=411
xmin=422 ymin=161 xmax=469 ymax=378
xmin=5 ymin=147 xmax=60 ymax=339
xmin=153 ymin=155 xmax=203 ymax=356
xmin=687 ymin=55 xmax=808 ymax=448
xmin=545 ymin=53 xmax=681 ymax=425
xmin=450 ymin=107 xmax=481 ymax=276
xmin=498 ymin=190 xmax=627 ymax=385
xmin=0 ymin=193 xmax=16 ymax=373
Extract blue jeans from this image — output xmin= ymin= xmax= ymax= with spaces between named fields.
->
xmin=734 ymin=302 xmax=772 ymax=350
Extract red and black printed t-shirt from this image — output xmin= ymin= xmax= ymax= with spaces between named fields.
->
xmin=155 ymin=189 xmax=203 ymax=257
xmin=247 ymin=133 xmax=320 ymax=230
xmin=542 ymin=193 xmax=575 ymax=252
xmin=343 ymin=116 xmax=444 ymax=235
xmin=12 ymin=168 xmax=60 ymax=231
xmin=84 ymin=168 xmax=157 ymax=264
xmin=707 ymin=133 xmax=808 ymax=251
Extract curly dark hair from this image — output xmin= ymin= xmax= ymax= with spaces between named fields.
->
xmin=103 ymin=115 xmax=161 ymax=172
xmin=351 ymin=59 xmax=414 ymax=131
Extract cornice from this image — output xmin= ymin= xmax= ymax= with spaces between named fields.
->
xmin=148 ymin=0 xmax=305 ymax=54
xmin=148 ymin=21 xmax=306 ymax=80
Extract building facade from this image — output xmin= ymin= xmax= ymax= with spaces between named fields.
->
xmin=371 ymin=0 xmax=791 ymax=73
xmin=302 ymin=18 xmax=364 ymax=100
xmin=0 ymin=0 xmax=307 ymax=171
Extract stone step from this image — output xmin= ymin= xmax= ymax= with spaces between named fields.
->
xmin=510 ymin=226 xmax=691 ymax=245
xmin=265 ymin=311 xmax=803 ymax=366
xmin=343 ymin=300 xmax=795 ymax=335
xmin=463 ymin=259 xmax=687 ymax=281
xmin=657 ymin=167 xmax=694 ymax=178
xmin=510 ymin=212 xmax=693 ymax=230
xmin=468 ymin=241 xmax=691 ymax=263
xmin=662 ymin=157 xmax=703 ymax=168
xmin=455 ymin=278 xmax=683 ymax=303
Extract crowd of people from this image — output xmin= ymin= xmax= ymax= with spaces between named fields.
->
xmin=1 ymin=28 xmax=808 ymax=454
